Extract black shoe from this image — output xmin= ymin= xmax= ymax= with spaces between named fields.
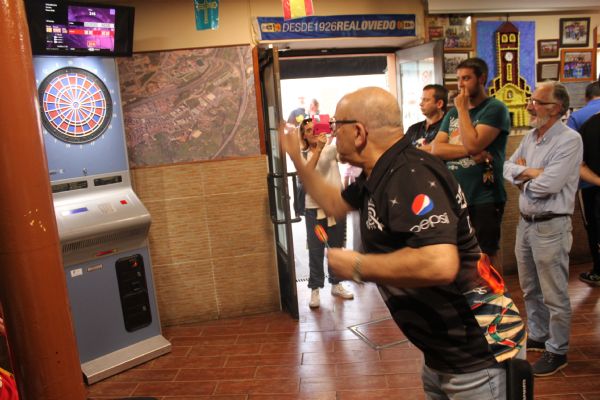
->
xmin=579 ymin=271 xmax=600 ymax=287
xmin=526 ymin=338 xmax=545 ymax=352
xmin=532 ymin=351 xmax=568 ymax=376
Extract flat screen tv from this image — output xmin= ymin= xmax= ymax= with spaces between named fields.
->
xmin=25 ymin=0 xmax=135 ymax=57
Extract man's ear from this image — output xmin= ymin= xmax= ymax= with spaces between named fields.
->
xmin=478 ymin=73 xmax=488 ymax=87
xmin=355 ymin=122 xmax=367 ymax=148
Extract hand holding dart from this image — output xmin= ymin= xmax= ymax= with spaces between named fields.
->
xmin=314 ymin=225 xmax=329 ymax=248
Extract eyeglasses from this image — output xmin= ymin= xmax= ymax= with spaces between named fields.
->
xmin=527 ymin=98 xmax=558 ymax=107
xmin=329 ymin=118 xmax=358 ymax=132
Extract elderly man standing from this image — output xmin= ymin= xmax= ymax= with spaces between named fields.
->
xmin=504 ymin=81 xmax=583 ymax=377
xmin=282 ymin=87 xmax=526 ymax=399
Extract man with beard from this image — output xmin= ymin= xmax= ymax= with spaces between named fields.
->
xmin=405 ymin=84 xmax=447 ymax=148
xmin=280 ymin=87 xmax=526 ymax=399
xmin=427 ymin=58 xmax=510 ymax=275
xmin=504 ymin=81 xmax=583 ymax=376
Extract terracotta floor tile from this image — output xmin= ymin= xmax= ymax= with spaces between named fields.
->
xmin=302 ymin=348 xmax=380 ymax=365
xmin=248 ymin=393 xmax=336 ymax=400
xmin=176 ymin=367 xmax=256 ymax=381
xmin=84 ymin=263 xmax=600 ymax=399
xmin=260 ymin=340 xmax=334 ymax=354
xmin=300 ymin=374 xmax=388 ymax=392
xmin=151 ymin=355 xmax=227 ymax=369
xmin=255 ymin=364 xmax=337 ymax=379
xmin=215 ymin=378 xmax=299 ymax=395
xmin=188 ymin=343 xmax=261 ymax=357
xmin=86 ymin=381 xmax=138 ymax=396
xmin=582 ymin=394 xmax=600 ymax=400
xmin=108 ymin=368 xmax=179 ymax=382
xmin=133 ymin=381 xmax=216 ymax=396
xmin=225 ymin=353 xmax=302 ymax=368
xmin=336 ymin=388 xmax=426 ymax=400
xmin=336 ymin=360 xmax=423 ymax=376
xmin=162 ymin=396 xmax=245 ymax=400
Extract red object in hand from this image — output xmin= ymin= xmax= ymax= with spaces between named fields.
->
xmin=314 ymin=225 xmax=329 ymax=247
xmin=477 ymin=253 xmax=504 ymax=294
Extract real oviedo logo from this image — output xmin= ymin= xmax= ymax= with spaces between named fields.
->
xmin=411 ymin=194 xmax=434 ymax=216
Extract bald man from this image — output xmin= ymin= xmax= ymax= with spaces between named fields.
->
xmin=280 ymin=87 xmax=525 ymax=399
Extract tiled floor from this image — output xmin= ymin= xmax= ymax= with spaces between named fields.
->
xmin=87 ymin=263 xmax=600 ymax=399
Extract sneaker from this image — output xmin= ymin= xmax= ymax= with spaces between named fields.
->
xmin=309 ymin=289 xmax=320 ymax=308
xmin=331 ymin=283 xmax=354 ymax=299
xmin=579 ymin=271 xmax=600 ymax=286
xmin=526 ymin=338 xmax=546 ymax=352
xmin=532 ymin=351 xmax=568 ymax=376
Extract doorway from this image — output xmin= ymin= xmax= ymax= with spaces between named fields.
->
xmin=259 ymin=43 xmax=443 ymax=315
xmin=279 ymin=73 xmax=389 ymax=285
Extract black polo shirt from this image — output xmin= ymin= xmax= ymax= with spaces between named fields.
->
xmin=342 ymin=136 xmax=525 ymax=373
xmin=404 ymin=117 xmax=443 ymax=147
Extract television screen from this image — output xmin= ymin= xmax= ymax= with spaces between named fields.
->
xmin=25 ymin=0 xmax=134 ymax=56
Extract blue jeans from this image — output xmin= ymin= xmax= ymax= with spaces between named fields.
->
xmin=421 ymin=347 xmax=526 ymax=400
xmin=515 ymin=216 xmax=572 ymax=355
xmin=304 ymin=208 xmax=346 ymax=289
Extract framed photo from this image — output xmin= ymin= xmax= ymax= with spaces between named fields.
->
xmin=537 ymin=39 xmax=559 ymax=58
xmin=444 ymin=51 xmax=470 ymax=82
xmin=559 ymin=17 xmax=590 ymax=48
xmin=537 ymin=61 xmax=560 ymax=82
xmin=426 ymin=15 xmax=472 ymax=50
xmin=560 ymin=49 xmax=595 ymax=82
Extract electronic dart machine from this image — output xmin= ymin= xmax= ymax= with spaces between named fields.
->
xmin=25 ymin=0 xmax=170 ymax=384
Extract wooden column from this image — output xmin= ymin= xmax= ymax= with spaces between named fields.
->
xmin=0 ymin=1 xmax=86 ymax=398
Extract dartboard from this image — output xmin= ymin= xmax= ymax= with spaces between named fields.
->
xmin=38 ymin=67 xmax=112 ymax=144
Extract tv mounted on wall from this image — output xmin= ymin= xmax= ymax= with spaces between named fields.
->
xmin=25 ymin=0 xmax=135 ymax=57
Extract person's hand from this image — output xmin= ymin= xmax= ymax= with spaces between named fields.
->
xmin=516 ymin=157 xmax=526 ymax=166
xmin=316 ymin=135 xmax=327 ymax=151
xmin=454 ymin=87 xmax=470 ymax=112
xmin=279 ymin=122 xmax=302 ymax=162
xmin=327 ymin=248 xmax=358 ymax=281
xmin=471 ymin=150 xmax=493 ymax=164
xmin=419 ymin=143 xmax=432 ymax=153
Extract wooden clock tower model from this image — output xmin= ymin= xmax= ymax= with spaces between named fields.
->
xmin=488 ymin=21 xmax=532 ymax=127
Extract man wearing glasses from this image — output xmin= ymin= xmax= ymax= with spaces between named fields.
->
xmin=504 ymin=81 xmax=583 ymax=376
xmin=281 ymin=87 xmax=526 ymax=399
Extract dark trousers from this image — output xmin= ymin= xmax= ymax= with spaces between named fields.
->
xmin=304 ymin=208 xmax=346 ymax=289
xmin=580 ymin=186 xmax=600 ymax=274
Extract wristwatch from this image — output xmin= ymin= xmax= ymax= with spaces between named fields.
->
xmin=352 ymin=255 xmax=363 ymax=284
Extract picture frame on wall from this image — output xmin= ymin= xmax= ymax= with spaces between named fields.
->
xmin=537 ymin=61 xmax=560 ymax=81
xmin=560 ymin=48 xmax=595 ymax=82
xmin=444 ymin=51 xmax=470 ymax=82
xmin=426 ymin=15 xmax=473 ymax=50
xmin=537 ymin=39 xmax=559 ymax=58
xmin=559 ymin=17 xmax=591 ymax=48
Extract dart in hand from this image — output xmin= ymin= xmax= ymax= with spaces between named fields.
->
xmin=314 ymin=225 xmax=329 ymax=248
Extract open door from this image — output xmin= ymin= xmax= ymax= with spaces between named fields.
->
xmin=256 ymin=46 xmax=300 ymax=319
xmin=395 ymin=41 xmax=444 ymax=129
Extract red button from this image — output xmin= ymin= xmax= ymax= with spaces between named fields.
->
xmin=120 ymin=200 xmax=128 ymax=205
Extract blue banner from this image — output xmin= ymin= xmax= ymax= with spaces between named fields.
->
xmin=256 ymin=14 xmax=415 ymax=40
xmin=194 ymin=0 xmax=219 ymax=30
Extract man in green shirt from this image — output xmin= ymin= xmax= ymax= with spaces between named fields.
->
xmin=426 ymin=58 xmax=510 ymax=273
